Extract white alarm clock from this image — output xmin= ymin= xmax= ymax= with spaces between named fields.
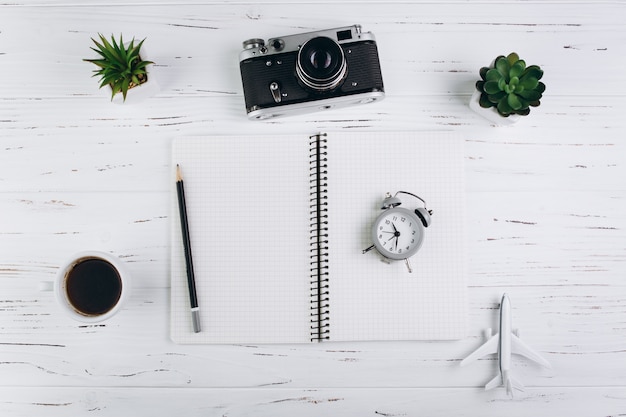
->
xmin=363 ymin=191 xmax=432 ymax=273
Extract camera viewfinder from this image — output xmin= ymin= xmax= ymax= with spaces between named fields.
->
xmin=336 ymin=30 xmax=352 ymax=41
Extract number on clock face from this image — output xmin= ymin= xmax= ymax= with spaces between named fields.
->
xmin=376 ymin=212 xmax=421 ymax=256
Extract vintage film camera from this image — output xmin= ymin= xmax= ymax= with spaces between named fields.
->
xmin=239 ymin=25 xmax=385 ymax=120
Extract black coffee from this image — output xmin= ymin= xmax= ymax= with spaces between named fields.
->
xmin=65 ymin=258 xmax=122 ymax=316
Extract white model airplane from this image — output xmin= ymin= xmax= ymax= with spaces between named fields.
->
xmin=460 ymin=293 xmax=551 ymax=396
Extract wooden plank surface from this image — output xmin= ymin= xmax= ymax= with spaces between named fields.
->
xmin=1 ymin=387 xmax=625 ymax=417
xmin=1 ymin=1 xmax=625 ymax=415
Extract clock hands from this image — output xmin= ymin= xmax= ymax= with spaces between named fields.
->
xmin=392 ymin=223 xmax=400 ymax=250
xmin=362 ymin=223 xmax=404 ymax=254
xmin=389 ymin=222 xmax=413 ymax=271
xmin=382 ymin=222 xmax=401 ymax=250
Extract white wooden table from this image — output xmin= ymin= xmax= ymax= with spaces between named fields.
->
xmin=1 ymin=1 xmax=625 ymax=415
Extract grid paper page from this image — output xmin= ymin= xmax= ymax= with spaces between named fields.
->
xmin=171 ymin=136 xmax=312 ymax=344
xmin=171 ymin=132 xmax=467 ymax=343
xmin=326 ymin=131 xmax=467 ymax=341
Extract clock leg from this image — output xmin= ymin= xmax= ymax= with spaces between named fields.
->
xmin=405 ymin=258 xmax=413 ymax=273
xmin=362 ymin=244 xmax=376 ymax=254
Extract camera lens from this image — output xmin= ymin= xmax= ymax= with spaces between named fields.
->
xmin=296 ymin=36 xmax=347 ymax=92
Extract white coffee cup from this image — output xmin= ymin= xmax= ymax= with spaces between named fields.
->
xmin=42 ymin=251 xmax=131 ymax=323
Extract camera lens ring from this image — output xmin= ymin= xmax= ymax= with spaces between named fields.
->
xmin=296 ymin=36 xmax=347 ymax=92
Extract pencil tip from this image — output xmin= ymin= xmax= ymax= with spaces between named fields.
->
xmin=176 ymin=164 xmax=182 ymax=182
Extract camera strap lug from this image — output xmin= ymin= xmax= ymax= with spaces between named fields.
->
xmin=269 ymin=82 xmax=282 ymax=103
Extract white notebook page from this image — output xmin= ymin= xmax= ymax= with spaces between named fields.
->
xmin=171 ymin=132 xmax=467 ymax=344
xmin=325 ymin=131 xmax=467 ymax=341
xmin=171 ymin=136 xmax=312 ymax=344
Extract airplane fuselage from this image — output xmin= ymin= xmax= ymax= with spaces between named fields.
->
xmin=498 ymin=294 xmax=513 ymax=376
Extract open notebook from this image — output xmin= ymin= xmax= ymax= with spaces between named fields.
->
xmin=171 ymin=132 xmax=467 ymax=344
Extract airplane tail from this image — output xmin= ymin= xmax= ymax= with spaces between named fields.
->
xmin=484 ymin=373 xmax=502 ymax=391
xmin=484 ymin=371 xmax=525 ymax=397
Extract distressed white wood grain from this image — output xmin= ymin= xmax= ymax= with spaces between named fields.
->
xmin=1 ymin=95 xmax=624 ymax=193
xmin=0 ymin=3 xmax=624 ymax=98
xmin=0 ymin=284 xmax=623 ymax=388
xmin=1 ymin=1 xmax=625 ymax=416
xmin=0 ymin=386 xmax=625 ymax=417
xmin=2 ymin=188 xmax=624 ymax=286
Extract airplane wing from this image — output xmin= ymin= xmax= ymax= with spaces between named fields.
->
xmin=511 ymin=333 xmax=551 ymax=368
xmin=460 ymin=333 xmax=499 ymax=366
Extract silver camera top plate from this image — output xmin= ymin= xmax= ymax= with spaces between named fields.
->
xmin=239 ymin=24 xmax=376 ymax=61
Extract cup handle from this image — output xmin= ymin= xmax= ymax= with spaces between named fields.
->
xmin=38 ymin=281 xmax=54 ymax=291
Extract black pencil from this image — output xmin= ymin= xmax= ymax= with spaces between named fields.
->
xmin=176 ymin=164 xmax=201 ymax=333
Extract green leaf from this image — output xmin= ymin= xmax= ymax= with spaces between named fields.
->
xmin=484 ymin=80 xmax=501 ymax=95
xmin=506 ymin=52 xmax=520 ymax=66
xmin=108 ymin=35 xmax=125 ymax=66
xmin=487 ymin=91 xmax=506 ymax=103
xmin=479 ymin=67 xmax=490 ymax=81
xmin=100 ymin=74 xmax=120 ymax=88
xmin=497 ymin=98 xmax=513 ymax=115
xmin=478 ymin=93 xmax=494 ymax=108
xmin=134 ymin=61 xmax=152 ymax=71
xmin=110 ymin=83 xmax=121 ymax=100
xmin=519 ymin=76 xmax=539 ymax=90
xmin=509 ymin=61 xmax=525 ymax=78
xmin=518 ymin=89 xmax=541 ymax=101
xmin=121 ymin=78 xmax=130 ymax=101
xmin=119 ymin=37 xmax=128 ymax=64
xmin=495 ymin=56 xmax=510 ymax=80
xmin=485 ymin=68 xmax=502 ymax=82
xmin=84 ymin=58 xmax=107 ymax=69
xmin=92 ymin=43 xmax=115 ymax=64
xmin=536 ymin=81 xmax=546 ymax=93
xmin=507 ymin=93 xmax=522 ymax=110
xmin=521 ymin=65 xmax=543 ymax=81
xmin=518 ymin=98 xmax=530 ymax=110
xmin=134 ymin=38 xmax=146 ymax=55
xmin=498 ymin=77 xmax=507 ymax=92
xmin=100 ymin=35 xmax=119 ymax=61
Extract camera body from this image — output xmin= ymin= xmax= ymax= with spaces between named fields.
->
xmin=239 ymin=25 xmax=384 ymax=120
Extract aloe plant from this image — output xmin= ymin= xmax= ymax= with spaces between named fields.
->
xmin=84 ymin=34 xmax=154 ymax=101
xmin=476 ymin=53 xmax=545 ymax=117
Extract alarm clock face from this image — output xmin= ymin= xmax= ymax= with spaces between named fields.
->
xmin=372 ymin=207 xmax=425 ymax=260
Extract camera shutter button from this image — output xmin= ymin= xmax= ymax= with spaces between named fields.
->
xmin=242 ymin=38 xmax=265 ymax=50
xmin=269 ymin=82 xmax=282 ymax=103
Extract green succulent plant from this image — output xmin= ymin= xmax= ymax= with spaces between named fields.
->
xmin=476 ymin=53 xmax=545 ymax=117
xmin=84 ymin=34 xmax=153 ymax=101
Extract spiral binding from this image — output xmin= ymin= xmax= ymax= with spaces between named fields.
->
xmin=309 ymin=133 xmax=330 ymax=342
